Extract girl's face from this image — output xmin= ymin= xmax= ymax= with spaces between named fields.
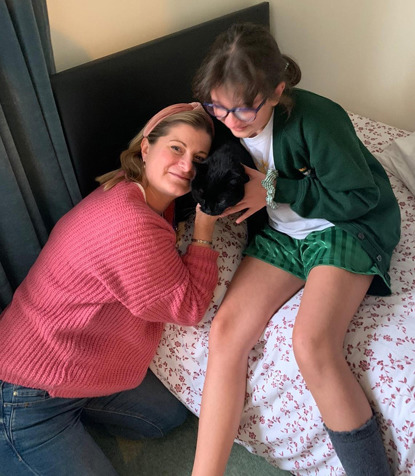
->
xmin=210 ymin=84 xmax=284 ymax=138
xmin=141 ymin=123 xmax=211 ymax=214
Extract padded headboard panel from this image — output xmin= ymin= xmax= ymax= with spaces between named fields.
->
xmin=50 ymin=3 xmax=270 ymax=197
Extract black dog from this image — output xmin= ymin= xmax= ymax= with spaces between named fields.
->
xmin=191 ymin=142 xmax=249 ymax=216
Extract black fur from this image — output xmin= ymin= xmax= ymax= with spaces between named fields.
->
xmin=191 ymin=142 xmax=249 ymax=216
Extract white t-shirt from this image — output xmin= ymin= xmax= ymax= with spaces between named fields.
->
xmin=241 ymin=112 xmax=333 ymax=239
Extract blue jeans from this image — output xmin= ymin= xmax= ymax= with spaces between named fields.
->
xmin=0 ymin=370 xmax=188 ymax=475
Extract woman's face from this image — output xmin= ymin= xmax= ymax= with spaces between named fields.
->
xmin=141 ymin=123 xmax=211 ymax=213
xmin=210 ymin=84 xmax=282 ymax=139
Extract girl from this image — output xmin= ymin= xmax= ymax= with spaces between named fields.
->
xmin=0 ymin=103 xmax=220 ymax=475
xmin=191 ymin=23 xmax=399 ymax=476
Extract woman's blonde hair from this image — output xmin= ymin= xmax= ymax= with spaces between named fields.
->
xmin=96 ymin=109 xmax=214 ymax=191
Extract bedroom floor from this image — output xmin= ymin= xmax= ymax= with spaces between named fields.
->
xmin=89 ymin=412 xmax=291 ymax=475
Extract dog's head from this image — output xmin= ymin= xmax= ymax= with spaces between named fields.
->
xmin=191 ymin=142 xmax=249 ymax=216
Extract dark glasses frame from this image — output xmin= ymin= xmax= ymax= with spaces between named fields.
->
xmin=202 ymin=98 xmax=267 ymax=123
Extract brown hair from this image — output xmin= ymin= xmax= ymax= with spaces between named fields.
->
xmin=192 ymin=23 xmax=301 ymax=114
xmin=96 ymin=109 xmax=214 ymax=190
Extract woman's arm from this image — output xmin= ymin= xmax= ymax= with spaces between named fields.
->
xmin=97 ymin=202 xmax=220 ymax=326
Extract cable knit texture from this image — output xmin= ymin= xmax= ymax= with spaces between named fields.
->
xmin=0 ymin=181 xmax=218 ymax=398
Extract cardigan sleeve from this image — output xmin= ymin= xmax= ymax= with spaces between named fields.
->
xmin=274 ymin=101 xmax=381 ymax=222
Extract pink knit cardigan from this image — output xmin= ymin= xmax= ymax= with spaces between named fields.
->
xmin=0 ymin=181 xmax=218 ymax=398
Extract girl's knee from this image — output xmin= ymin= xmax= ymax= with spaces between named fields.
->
xmin=208 ymin=316 xmax=235 ymax=353
xmin=208 ymin=312 xmax=254 ymax=359
xmin=292 ymin=325 xmax=340 ymax=374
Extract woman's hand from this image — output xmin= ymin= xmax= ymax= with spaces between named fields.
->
xmin=192 ymin=204 xmax=221 ymax=245
xmin=221 ymin=165 xmax=267 ymax=224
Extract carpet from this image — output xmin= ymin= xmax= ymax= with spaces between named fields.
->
xmin=89 ymin=412 xmax=291 ymax=475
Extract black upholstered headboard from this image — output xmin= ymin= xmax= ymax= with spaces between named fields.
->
xmin=50 ymin=3 xmax=270 ymax=197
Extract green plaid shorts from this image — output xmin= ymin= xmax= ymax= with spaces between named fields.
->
xmin=244 ymin=225 xmax=390 ymax=293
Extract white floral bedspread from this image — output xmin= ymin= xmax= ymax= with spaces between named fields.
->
xmin=150 ymin=113 xmax=415 ymax=475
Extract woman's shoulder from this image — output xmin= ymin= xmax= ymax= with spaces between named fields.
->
xmin=103 ymin=181 xmax=166 ymax=227
xmin=87 ymin=180 xmax=147 ymax=212
xmin=60 ymin=180 xmax=158 ymax=239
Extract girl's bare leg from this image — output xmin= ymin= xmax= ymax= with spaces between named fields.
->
xmin=294 ymin=267 xmax=391 ymax=475
xmin=292 ymin=266 xmax=373 ymax=431
xmin=191 ymin=257 xmax=304 ymax=476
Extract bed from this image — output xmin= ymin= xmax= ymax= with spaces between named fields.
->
xmin=150 ymin=113 xmax=415 ymax=476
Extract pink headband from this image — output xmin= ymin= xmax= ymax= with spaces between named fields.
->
xmin=143 ymin=102 xmax=214 ymax=137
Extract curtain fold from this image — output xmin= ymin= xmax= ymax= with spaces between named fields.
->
xmin=0 ymin=0 xmax=82 ymax=310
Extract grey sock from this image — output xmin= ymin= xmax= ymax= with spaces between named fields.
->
xmin=324 ymin=414 xmax=392 ymax=476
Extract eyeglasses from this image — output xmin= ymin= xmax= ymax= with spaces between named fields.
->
xmin=203 ymin=98 xmax=267 ymax=123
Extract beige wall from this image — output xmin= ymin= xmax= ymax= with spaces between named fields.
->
xmin=47 ymin=0 xmax=259 ymax=71
xmin=47 ymin=0 xmax=414 ymax=131
xmin=269 ymin=0 xmax=415 ymax=132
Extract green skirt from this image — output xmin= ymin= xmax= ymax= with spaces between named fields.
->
xmin=244 ymin=225 xmax=391 ymax=295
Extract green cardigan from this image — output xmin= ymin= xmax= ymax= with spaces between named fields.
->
xmin=272 ymin=89 xmax=401 ymax=295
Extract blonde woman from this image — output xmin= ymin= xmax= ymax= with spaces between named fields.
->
xmin=0 ymin=103 xmax=219 ymax=475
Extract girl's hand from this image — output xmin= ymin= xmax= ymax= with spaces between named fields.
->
xmin=221 ymin=165 xmax=267 ymax=224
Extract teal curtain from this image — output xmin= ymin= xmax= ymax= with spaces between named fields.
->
xmin=0 ymin=0 xmax=82 ymax=310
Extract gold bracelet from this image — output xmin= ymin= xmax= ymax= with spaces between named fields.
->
xmin=191 ymin=238 xmax=213 ymax=246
